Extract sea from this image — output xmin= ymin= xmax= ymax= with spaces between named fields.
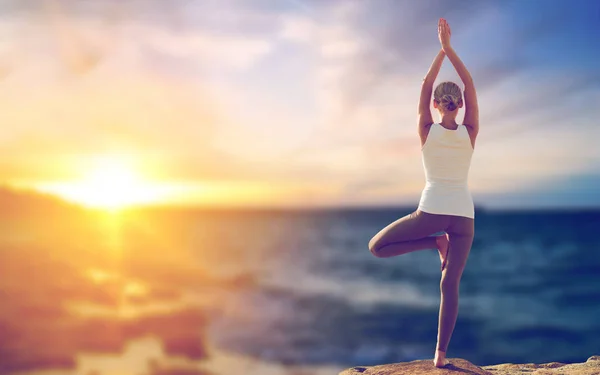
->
xmin=5 ymin=205 xmax=600 ymax=375
xmin=185 ymin=206 xmax=600 ymax=370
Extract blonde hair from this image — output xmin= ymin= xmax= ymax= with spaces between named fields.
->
xmin=434 ymin=81 xmax=462 ymax=112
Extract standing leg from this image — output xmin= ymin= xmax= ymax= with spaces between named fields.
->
xmin=434 ymin=215 xmax=474 ymax=367
xmin=368 ymin=209 xmax=449 ymax=258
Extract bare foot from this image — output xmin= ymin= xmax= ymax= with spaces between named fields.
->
xmin=435 ymin=234 xmax=450 ymax=271
xmin=433 ymin=349 xmax=450 ymax=368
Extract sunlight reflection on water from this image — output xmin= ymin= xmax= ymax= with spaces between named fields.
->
xmin=20 ymin=337 xmax=342 ymax=375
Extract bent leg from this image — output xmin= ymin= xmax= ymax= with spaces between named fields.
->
xmin=436 ymin=216 xmax=474 ymax=353
xmin=368 ymin=209 xmax=449 ymax=258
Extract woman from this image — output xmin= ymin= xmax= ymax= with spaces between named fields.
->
xmin=367 ymin=18 xmax=479 ymax=368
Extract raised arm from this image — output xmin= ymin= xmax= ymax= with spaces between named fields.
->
xmin=439 ymin=18 xmax=479 ymax=134
xmin=418 ymin=49 xmax=445 ymax=131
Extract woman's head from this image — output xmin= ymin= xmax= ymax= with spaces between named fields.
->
xmin=433 ymin=81 xmax=463 ymax=113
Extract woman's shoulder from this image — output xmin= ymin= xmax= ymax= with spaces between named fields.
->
xmin=461 ymin=123 xmax=478 ymax=149
xmin=419 ymin=122 xmax=437 ymax=149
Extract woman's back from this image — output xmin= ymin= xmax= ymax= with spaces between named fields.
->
xmin=418 ymin=123 xmax=475 ymax=218
xmin=422 ymin=123 xmax=473 ymax=184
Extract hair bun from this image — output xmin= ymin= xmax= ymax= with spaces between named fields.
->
xmin=433 ymin=81 xmax=462 ymax=112
xmin=441 ymin=94 xmax=457 ymax=111
xmin=441 ymin=94 xmax=455 ymax=103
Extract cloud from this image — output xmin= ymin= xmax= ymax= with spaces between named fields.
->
xmin=0 ymin=0 xmax=285 ymax=183
xmin=279 ymin=14 xmax=316 ymax=43
xmin=326 ymin=0 xmax=493 ymax=106
xmin=302 ymin=0 xmax=597 ymax=117
xmin=476 ymin=69 xmax=600 ymax=146
xmin=139 ymin=28 xmax=273 ymax=70
xmin=2 ymin=0 xmax=279 ymax=79
xmin=0 ymin=69 xmax=226 ymax=181
xmin=277 ymin=1 xmax=505 ymax=140
xmin=1 ymin=0 xmax=599 ymax=208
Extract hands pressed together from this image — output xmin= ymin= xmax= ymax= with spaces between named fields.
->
xmin=438 ymin=18 xmax=452 ymax=51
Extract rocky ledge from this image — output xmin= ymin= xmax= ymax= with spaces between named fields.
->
xmin=340 ymin=355 xmax=600 ymax=375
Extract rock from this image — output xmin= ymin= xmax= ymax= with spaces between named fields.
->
xmin=339 ymin=355 xmax=600 ymax=375
xmin=339 ymin=358 xmax=492 ymax=375
xmin=483 ymin=355 xmax=600 ymax=375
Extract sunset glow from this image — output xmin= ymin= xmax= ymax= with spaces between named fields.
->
xmin=0 ymin=1 xmax=598 ymax=209
xmin=36 ymin=155 xmax=169 ymax=210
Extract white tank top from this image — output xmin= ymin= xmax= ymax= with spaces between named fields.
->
xmin=417 ymin=123 xmax=475 ymax=219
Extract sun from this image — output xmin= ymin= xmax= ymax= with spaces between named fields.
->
xmin=37 ymin=154 xmax=168 ymax=210
xmin=78 ymin=156 xmax=146 ymax=209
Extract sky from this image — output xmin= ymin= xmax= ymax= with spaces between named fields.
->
xmin=0 ymin=0 xmax=599 ymax=209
